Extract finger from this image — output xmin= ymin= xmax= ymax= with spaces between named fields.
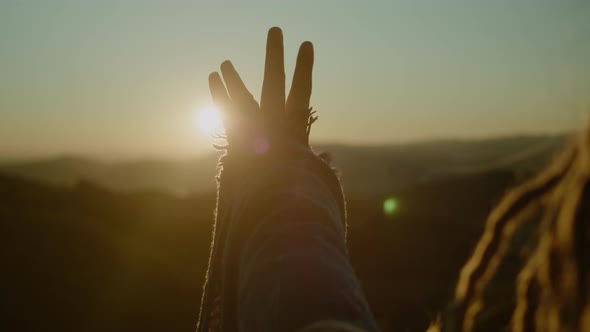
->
xmin=208 ymin=72 xmax=230 ymax=110
xmin=260 ymin=27 xmax=285 ymax=114
xmin=286 ymin=41 xmax=314 ymax=113
xmin=209 ymin=72 xmax=235 ymax=138
xmin=220 ymin=60 xmax=259 ymax=112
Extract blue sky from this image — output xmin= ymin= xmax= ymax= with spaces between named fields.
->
xmin=1 ymin=0 xmax=588 ymax=159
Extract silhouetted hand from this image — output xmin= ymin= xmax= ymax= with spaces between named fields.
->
xmin=208 ymin=27 xmax=315 ymax=155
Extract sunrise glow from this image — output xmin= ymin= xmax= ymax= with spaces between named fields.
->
xmin=196 ymin=106 xmax=224 ymax=136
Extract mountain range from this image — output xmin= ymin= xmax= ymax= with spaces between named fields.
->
xmin=0 ymin=134 xmax=568 ymax=195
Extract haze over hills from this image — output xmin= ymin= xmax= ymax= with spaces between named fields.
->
xmin=0 ymin=158 xmax=518 ymax=331
xmin=0 ymin=133 xmax=573 ymax=331
xmin=0 ymin=134 xmax=567 ymax=195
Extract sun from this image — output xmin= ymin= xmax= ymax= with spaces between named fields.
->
xmin=196 ymin=106 xmax=224 ymax=136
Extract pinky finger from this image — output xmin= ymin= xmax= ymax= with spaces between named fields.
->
xmin=208 ymin=72 xmax=231 ymax=110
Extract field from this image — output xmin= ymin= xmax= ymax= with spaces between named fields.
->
xmin=0 ymin=135 xmax=565 ymax=331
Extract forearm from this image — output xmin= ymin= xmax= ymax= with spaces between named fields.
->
xmin=230 ymin=155 xmax=378 ymax=331
xmin=238 ymin=213 xmax=377 ymax=331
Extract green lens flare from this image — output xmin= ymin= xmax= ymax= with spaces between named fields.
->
xmin=383 ymin=197 xmax=399 ymax=215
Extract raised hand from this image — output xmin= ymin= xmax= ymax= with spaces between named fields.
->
xmin=208 ymin=27 xmax=316 ymax=155
xmin=198 ymin=28 xmax=379 ymax=332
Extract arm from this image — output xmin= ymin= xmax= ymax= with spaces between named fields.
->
xmin=197 ymin=27 xmax=378 ymax=332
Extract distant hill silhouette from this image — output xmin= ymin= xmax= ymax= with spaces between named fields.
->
xmin=0 ymin=134 xmax=566 ymax=195
xmin=0 ymin=156 xmax=219 ymax=195
xmin=0 ymin=164 xmax=517 ymax=331
xmin=0 ymin=174 xmax=215 ymax=332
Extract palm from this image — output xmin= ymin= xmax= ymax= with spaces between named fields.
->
xmin=208 ymin=27 xmax=314 ymax=153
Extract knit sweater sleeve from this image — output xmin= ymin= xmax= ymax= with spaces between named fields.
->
xmin=197 ymin=147 xmax=378 ymax=332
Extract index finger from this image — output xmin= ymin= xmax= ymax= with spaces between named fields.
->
xmin=286 ymin=41 xmax=314 ymax=113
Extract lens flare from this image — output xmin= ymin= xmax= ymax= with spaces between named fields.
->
xmin=383 ymin=197 xmax=399 ymax=216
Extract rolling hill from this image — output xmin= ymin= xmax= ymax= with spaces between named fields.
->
xmin=0 ymin=165 xmax=517 ymax=331
xmin=0 ymin=134 xmax=567 ymax=195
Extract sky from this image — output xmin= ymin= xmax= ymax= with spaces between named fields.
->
xmin=1 ymin=0 xmax=589 ymax=160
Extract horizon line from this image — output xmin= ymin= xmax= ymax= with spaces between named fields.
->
xmin=0 ymin=130 xmax=571 ymax=164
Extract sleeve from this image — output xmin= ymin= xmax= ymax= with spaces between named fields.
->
xmin=231 ymin=155 xmax=379 ymax=332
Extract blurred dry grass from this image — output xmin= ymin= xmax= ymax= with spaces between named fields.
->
xmin=438 ymin=128 xmax=590 ymax=331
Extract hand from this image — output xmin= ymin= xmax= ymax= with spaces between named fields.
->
xmin=208 ymin=27 xmax=315 ymax=155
